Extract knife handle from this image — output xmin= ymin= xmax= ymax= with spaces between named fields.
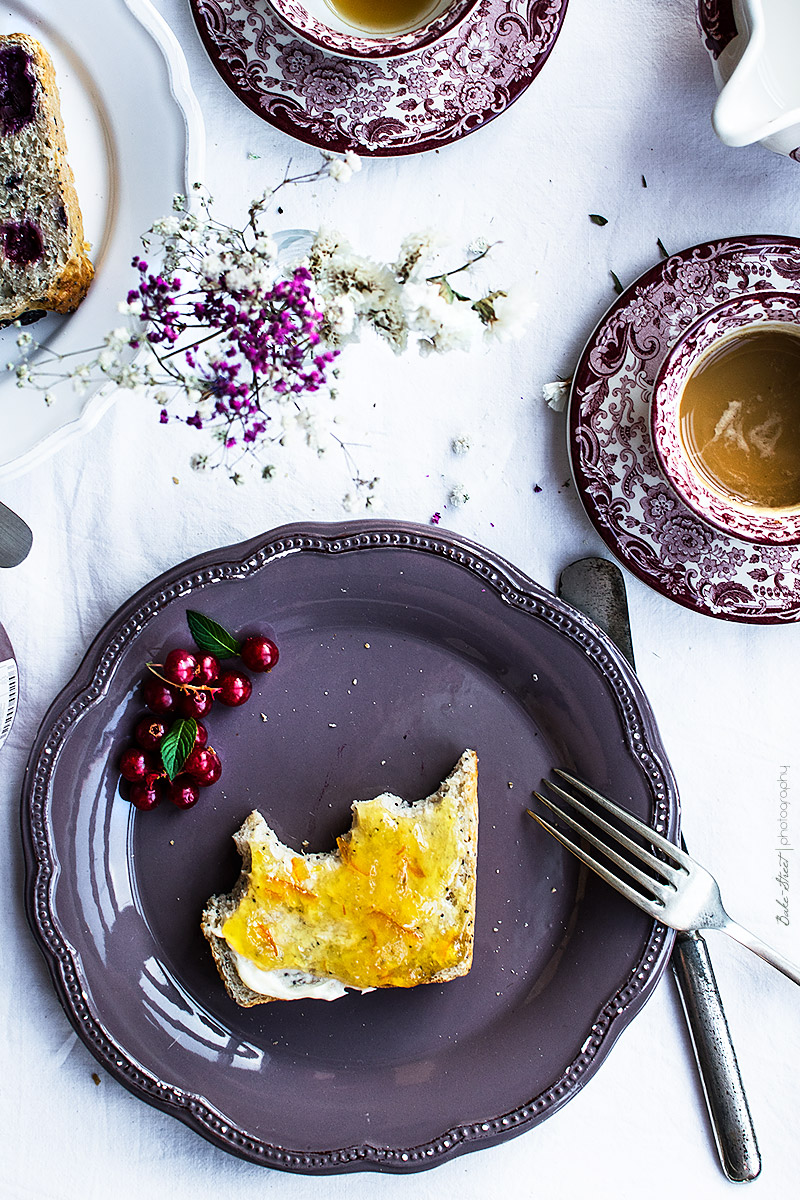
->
xmin=671 ymin=932 xmax=761 ymax=1182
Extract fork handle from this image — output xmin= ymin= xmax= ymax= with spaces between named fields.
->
xmin=723 ymin=918 xmax=800 ymax=986
xmin=672 ymin=933 xmax=761 ymax=1182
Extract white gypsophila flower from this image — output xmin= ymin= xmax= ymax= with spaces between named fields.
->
xmin=97 ymin=348 xmax=118 ymax=372
xmin=171 ymin=194 xmax=187 ymax=213
xmin=342 ymin=491 xmax=358 ymax=513
xmin=281 ymin=406 xmax=325 ymax=453
xmin=451 ymin=435 xmax=471 ymax=455
xmin=190 ymin=454 xmax=208 ymax=471
xmin=118 ymin=297 xmax=143 ymax=316
xmin=327 ymin=157 xmax=354 ymax=184
xmin=201 ymin=254 xmax=225 ymax=282
xmin=542 ymin=380 xmax=570 ymax=412
xmin=106 ymin=327 xmax=131 ymax=351
xmin=254 ymin=235 xmax=278 ymax=260
xmin=70 ymin=364 xmax=91 ymax=393
xmin=186 ymin=388 xmax=202 ymax=407
xmin=344 ymin=150 xmax=361 ymax=173
xmin=483 ymin=284 xmax=538 ymax=343
xmin=114 ymin=363 xmax=141 ymax=389
xmin=449 ymin=483 xmax=470 ymax=507
xmin=154 ymin=389 xmax=169 ymax=404
xmin=44 ymin=392 xmax=55 ymax=406
xmin=16 ymin=330 xmax=33 ymax=349
xmin=152 ymin=215 xmax=181 ymax=237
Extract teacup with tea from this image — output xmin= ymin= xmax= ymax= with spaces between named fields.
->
xmin=651 ymin=291 xmax=800 ymax=544
xmin=266 ymin=0 xmax=477 ymax=59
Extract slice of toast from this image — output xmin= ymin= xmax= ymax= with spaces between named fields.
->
xmin=202 ymin=749 xmax=479 ymax=1005
xmin=0 ymin=33 xmax=94 ymax=324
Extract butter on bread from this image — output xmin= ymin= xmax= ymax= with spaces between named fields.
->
xmin=202 ymin=749 xmax=478 ymax=1005
xmin=0 ymin=33 xmax=94 ymax=324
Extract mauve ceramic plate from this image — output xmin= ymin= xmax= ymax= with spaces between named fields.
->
xmin=189 ymin=0 xmax=569 ymax=157
xmin=569 ymin=237 xmax=800 ymax=624
xmin=22 ymin=522 xmax=678 ymax=1173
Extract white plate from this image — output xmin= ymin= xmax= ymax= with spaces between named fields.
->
xmin=0 ymin=0 xmax=204 ymax=480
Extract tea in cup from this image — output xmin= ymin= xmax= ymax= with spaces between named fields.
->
xmin=651 ymin=291 xmax=800 ymax=544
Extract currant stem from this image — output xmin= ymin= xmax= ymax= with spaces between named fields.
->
xmin=145 ymin=662 xmax=218 ymax=694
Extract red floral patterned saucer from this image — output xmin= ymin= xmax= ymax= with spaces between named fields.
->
xmin=189 ymin=0 xmax=569 ymax=156
xmin=569 ymin=237 xmax=800 ymax=624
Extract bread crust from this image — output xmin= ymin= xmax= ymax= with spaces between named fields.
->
xmin=0 ymin=32 xmax=94 ymax=321
xmin=203 ymin=815 xmax=276 ymax=1007
xmin=202 ymin=752 xmax=479 ymax=1006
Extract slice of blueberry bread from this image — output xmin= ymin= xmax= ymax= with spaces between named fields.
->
xmin=0 ymin=32 xmax=94 ymax=324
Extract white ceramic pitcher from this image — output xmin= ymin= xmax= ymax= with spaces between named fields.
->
xmin=710 ymin=0 xmax=800 ymax=159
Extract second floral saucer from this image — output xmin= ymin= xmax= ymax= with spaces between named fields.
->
xmin=190 ymin=0 xmax=569 ymax=156
xmin=569 ymin=237 xmax=800 ymax=624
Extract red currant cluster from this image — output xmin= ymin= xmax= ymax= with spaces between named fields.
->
xmin=118 ymin=629 xmax=279 ymax=812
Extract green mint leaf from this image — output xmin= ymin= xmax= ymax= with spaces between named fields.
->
xmin=161 ymin=718 xmax=197 ymax=781
xmin=589 ymin=214 xmax=608 ymax=226
xmin=186 ymin=610 xmax=240 ymax=657
xmin=610 ymin=270 xmax=624 ymax=295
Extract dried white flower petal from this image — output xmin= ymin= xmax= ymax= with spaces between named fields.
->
xmin=542 ymin=380 xmax=571 ymax=412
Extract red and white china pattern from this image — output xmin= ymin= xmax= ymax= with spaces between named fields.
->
xmin=265 ymin=0 xmax=478 ymax=60
xmin=570 ymin=238 xmax=800 ymax=624
xmin=652 ymin=291 xmax=800 ymax=546
xmin=190 ymin=0 xmax=568 ymax=156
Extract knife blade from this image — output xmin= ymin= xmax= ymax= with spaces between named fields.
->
xmin=0 ymin=500 xmax=32 ymax=568
xmin=558 ymin=557 xmax=761 ymax=1184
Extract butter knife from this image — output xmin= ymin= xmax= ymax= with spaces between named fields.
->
xmin=558 ymin=557 xmax=761 ymax=1184
xmin=0 ymin=500 xmax=32 ymax=568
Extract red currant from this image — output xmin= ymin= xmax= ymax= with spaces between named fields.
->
xmin=194 ymin=653 xmax=220 ymax=686
xmin=177 ymin=688 xmax=214 ymax=720
xmin=167 ymin=776 xmax=200 ymax=809
xmin=129 ymin=779 xmax=164 ymax=810
xmin=143 ymin=677 xmax=178 ymax=716
xmin=184 ymin=746 xmax=222 ymax=786
xmin=240 ymin=636 xmax=279 ymax=673
xmin=134 ymin=716 xmax=169 ymax=752
xmin=217 ymin=669 xmax=252 ymax=706
xmin=164 ymin=648 xmax=198 ymax=685
xmin=193 ymin=721 xmax=209 ymax=749
xmin=119 ymin=747 xmax=159 ymax=783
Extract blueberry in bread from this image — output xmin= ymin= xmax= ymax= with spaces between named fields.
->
xmin=202 ymin=749 xmax=479 ymax=1005
xmin=0 ymin=33 xmax=94 ymax=325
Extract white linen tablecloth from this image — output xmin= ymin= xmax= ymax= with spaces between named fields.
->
xmin=1 ymin=0 xmax=799 ymax=1195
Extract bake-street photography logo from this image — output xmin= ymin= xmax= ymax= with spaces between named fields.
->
xmin=776 ymin=766 xmax=791 ymax=927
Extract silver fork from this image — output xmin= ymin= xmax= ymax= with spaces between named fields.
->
xmin=528 ymin=769 xmax=800 ymax=987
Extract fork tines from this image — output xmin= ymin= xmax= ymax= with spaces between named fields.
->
xmin=526 ymin=769 xmax=688 ymax=913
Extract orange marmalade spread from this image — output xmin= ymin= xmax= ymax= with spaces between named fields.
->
xmin=221 ymin=789 xmax=473 ymax=989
